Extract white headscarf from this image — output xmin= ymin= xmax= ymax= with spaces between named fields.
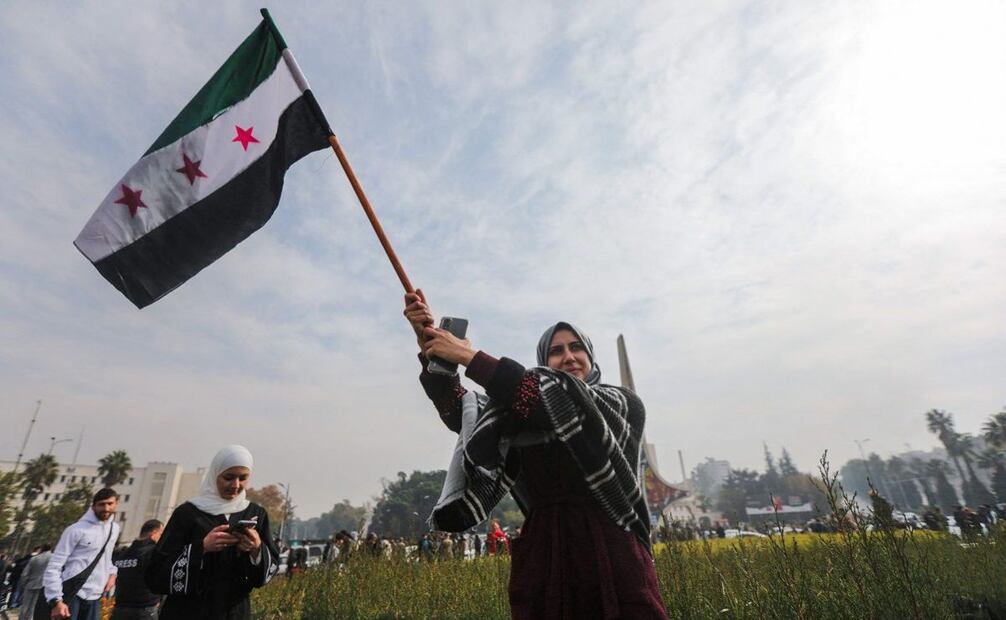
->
xmin=189 ymin=445 xmax=253 ymax=515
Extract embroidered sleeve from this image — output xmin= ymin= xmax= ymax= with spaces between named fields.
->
xmin=169 ymin=544 xmax=196 ymax=595
xmin=145 ymin=504 xmax=203 ymax=597
xmin=511 ymin=373 xmax=541 ymax=420
xmin=468 ymin=356 xmax=543 ymax=423
xmin=418 ymin=354 xmax=466 ymax=432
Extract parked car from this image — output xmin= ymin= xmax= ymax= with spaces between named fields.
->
xmin=305 ymin=544 xmax=325 ymax=567
xmin=892 ymin=511 xmax=922 ymax=529
xmin=724 ymin=529 xmax=767 ymax=539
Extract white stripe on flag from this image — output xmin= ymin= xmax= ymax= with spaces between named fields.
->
xmin=76 ymin=59 xmax=303 ymax=262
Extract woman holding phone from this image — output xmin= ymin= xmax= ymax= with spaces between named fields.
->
xmin=146 ymin=445 xmax=279 ymax=619
xmin=405 ymin=291 xmax=668 ymax=619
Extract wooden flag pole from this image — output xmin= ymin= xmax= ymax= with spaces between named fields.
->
xmin=327 ymin=134 xmax=414 ymax=293
xmin=261 ymin=9 xmax=412 ymax=293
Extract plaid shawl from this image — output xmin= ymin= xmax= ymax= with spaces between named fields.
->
xmin=430 ymin=366 xmax=650 ymax=549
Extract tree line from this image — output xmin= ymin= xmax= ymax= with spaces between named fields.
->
xmin=0 ymin=449 xmax=133 ymax=551
xmin=840 ymin=407 xmax=1006 ymax=511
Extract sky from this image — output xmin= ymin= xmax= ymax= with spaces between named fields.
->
xmin=1 ymin=1 xmax=1004 ymax=518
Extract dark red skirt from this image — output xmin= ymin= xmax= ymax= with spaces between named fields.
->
xmin=507 ymin=444 xmax=668 ymax=620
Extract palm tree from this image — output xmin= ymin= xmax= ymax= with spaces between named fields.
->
xmin=908 ymin=457 xmax=937 ymax=507
xmin=0 ymin=470 xmax=20 ymax=539
xmin=958 ymin=434 xmax=995 ymax=505
xmin=925 ymin=459 xmax=960 ymax=510
xmin=976 ymin=447 xmax=1006 ymax=501
xmin=98 ymin=450 xmax=132 ymax=487
xmin=983 ymin=409 xmax=1006 ymax=449
xmin=886 ymin=456 xmax=922 ymax=510
xmin=12 ymin=453 xmax=60 ymax=545
xmin=21 ymin=453 xmax=59 ymax=499
xmin=925 ymin=409 xmax=969 ymax=486
xmin=957 ymin=434 xmax=982 ymax=479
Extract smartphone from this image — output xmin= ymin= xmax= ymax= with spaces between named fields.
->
xmin=427 ymin=316 xmax=469 ymax=376
xmin=229 ymin=518 xmax=258 ymax=533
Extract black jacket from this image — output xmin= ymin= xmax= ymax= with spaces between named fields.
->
xmin=146 ymin=502 xmax=278 ymax=620
xmin=113 ymin=538 xmax=160 ymax=608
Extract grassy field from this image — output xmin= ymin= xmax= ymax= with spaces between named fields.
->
xmin=250 ymin=459 xmax=1004 ymax=619
xmin=250 ymin=528 xmax=1005 ymax=619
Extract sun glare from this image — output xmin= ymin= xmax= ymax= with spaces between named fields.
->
xmin=829 ymin=1 xmax=1006 ymax=185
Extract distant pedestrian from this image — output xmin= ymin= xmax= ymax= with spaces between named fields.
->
xmin=954 ymin=505 xmax=972 ymax=537
xmin=487 ymin=521 xmax=508 ymax=556
xmin=334 ymin=530 xmax=354 ymax=565
xmin=419 ymin=534 xmax=434 ymax=562
xmin=42 ymin=488 xmax=120 ymax=620
xmin=977 ymin=504 xmax=992 ymax=533
xmin=110 ymin=519 xmax=162 ymax=619
xmin=364 ymin=533 xmax=382 ymax=558
xmin=289 ymin=546 xmax=308 ymax=574
xmin=472 ymin=533 xmax=483 ymax=557
xmin=438 ymin=534 xmax=453 ymax=561
xmin=8 ymin=548 xmax=35 ymax=609
xmin=18 ymin=543 xmax=51 ymax=618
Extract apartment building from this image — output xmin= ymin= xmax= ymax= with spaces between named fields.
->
xmin=0 ymin=460 xmax=205 ymax=542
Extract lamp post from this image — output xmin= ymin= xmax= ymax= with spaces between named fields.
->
xmin=854 ymin=438 xmax=873 ymax=482
xmin=278 ymin=482 xmax=291 ymax=542
xmin=855 ymin=438 xmax=897 ymax=503
xmin=12 ymin=400 xmax=42 ymax=476
xmin=48 ymin=436 xmax=73 ymax=457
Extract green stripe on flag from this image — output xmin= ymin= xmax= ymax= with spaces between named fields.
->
xmin=144 ymin=21 xmax=283 ymax=156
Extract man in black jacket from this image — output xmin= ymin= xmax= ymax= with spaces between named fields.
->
xmin=110 ymin=519 xmax=162 ymax=619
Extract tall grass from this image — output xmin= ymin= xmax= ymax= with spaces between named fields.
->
xmin=252 ymin=455 xmax=1006 ymax=619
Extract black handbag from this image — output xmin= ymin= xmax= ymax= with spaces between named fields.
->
xmin=33 ymin=523 xmax=114 ymax=619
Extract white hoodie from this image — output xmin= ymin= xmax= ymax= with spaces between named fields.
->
xmin=43 ymin=509 xmax=119 ymax=603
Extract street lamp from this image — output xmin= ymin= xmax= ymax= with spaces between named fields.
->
xmin=48 ymin=436 xmax=73 ymax=457
xmin=854 ymin=438 xmax=897 ymax=503
xmin=854 ymin=438 xmax=872 ymax=480
xmin=278 ymin=482 xmax=291 ymax=542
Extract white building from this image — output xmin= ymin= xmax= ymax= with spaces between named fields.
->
xmin=663 ymin=484 xmax=725 ymax=528
xmin=0 ymin=460 xmax=204 ymax=542
xmin=691 ymin=457 xmax=731 ymax=499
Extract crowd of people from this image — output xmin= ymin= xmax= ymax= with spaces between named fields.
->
xmin=279 ymin=518 xmax=513 ymax=576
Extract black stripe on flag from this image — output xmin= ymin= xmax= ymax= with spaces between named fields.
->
xmin=89 ymin=96 xmax=330 ymax=308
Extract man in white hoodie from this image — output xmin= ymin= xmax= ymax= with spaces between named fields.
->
xmin=43 ymin=488 xmax=120 ymax=620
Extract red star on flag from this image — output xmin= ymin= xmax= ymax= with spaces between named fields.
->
xmin=175 ymin=153 xmax=208 ymax=185
xmin=232 ymin=125 xmax=260 ymax=151
xmin=113 ymin=184 xmax=148 ymax=217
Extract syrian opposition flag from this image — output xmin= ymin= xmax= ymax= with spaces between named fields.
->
xmin=75 ymin=13 xmax=332 ymax=308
